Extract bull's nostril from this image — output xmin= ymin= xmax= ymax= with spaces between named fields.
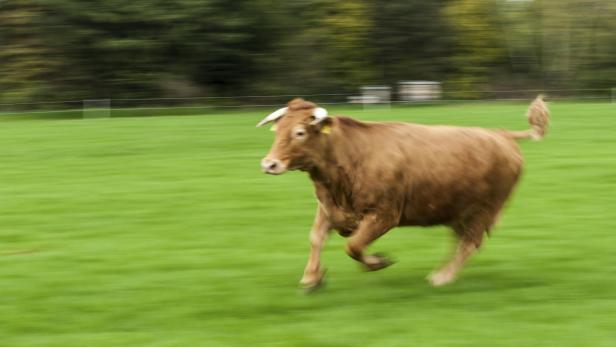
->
xmin=261 ymin=159 xmax=281 ymax=173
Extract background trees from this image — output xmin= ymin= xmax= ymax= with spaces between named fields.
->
xmin=0 ymin=0 xmax=614 ymax=103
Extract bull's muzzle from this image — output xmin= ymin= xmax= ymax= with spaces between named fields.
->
xmin=261 ymin=158 xmax=287 ymax=175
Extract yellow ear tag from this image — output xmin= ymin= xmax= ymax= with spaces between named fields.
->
xmin=320 ymin=124 xmax=331 ymax=134
xmin=270 ymin=124 xmax=277 ymax=132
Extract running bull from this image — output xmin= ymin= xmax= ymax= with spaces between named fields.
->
xmin=257 ymin=96 xmax=549 ymax=290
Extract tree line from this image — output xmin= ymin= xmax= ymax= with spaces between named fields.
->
xmin=1 ymin=0 xmax=614 ymax=104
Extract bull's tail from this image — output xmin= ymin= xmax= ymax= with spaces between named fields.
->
xmin=507 ymin=95 xmax=550 ymax=141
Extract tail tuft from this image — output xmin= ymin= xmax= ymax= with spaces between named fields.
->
xmin=508 ymin=95 xmax=550 ymax=141
xmin=526 ymin=94 xmax=550 ymax=140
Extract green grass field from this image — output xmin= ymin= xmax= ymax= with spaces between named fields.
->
xmin=1 ymin=102 xmax=615 ymax=346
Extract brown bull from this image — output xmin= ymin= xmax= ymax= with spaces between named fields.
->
xmin=257 ymin=96 xmax=550 ymax=290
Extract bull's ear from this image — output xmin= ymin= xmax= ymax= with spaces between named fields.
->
xmin=314 ymin=117 xmax=333 ymax=134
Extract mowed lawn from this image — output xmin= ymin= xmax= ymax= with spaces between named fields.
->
xmin=1 ymin=102 xmax=615 ymax=347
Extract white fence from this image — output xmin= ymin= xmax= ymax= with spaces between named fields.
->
xmin=0 ymin=88 xmax=613 ymax=118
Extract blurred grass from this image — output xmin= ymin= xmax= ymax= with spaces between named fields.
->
xmin=0 ymin=102 xmax=615 ymax=346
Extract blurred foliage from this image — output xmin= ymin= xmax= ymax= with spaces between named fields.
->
xmin=370 ymin=0 xmax=454 ymax=85
xmin=0 ymin=0 xmax=614 ymax=103
xmin=443 ymin=0 xmax=509 ymax=97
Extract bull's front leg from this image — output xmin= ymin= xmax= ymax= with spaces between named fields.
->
xmin=346 ymin=214 xmax=394 ymax=271
xmin=299 ymin=204 xmax=331 ymax=291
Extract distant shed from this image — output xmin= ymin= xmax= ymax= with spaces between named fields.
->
xmin=398 ymin=81 xmax=442 ymax=101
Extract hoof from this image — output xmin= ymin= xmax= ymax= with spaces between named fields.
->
xmin=299 ymin=270 xmax=326 ymax=293
xmin=363 ymin=253 xmax=395 ymax=272
xmin=300 ymin=278 xmax=325 ymax=294
xmin=427 ymin=270 xmax=456 ymax=287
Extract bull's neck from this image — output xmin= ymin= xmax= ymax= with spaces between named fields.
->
xmin=307 ymin=154 xmax=352 ymax=187
xmin=306 ymin=120 xmax=363 ymax=204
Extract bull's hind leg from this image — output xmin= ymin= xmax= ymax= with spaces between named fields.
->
xmin=428 ymin=237 xmax=478 ymax=287
xmin=427 ymin=213 xmax=492 ymax=287
xmin=300 ymin=204 xmax=331 ymax=290
xmin=345 ymin=215 xmax=394 ymax=271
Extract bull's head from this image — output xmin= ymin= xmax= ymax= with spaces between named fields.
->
xmin=257 ymin=98 xmax=331 ymax=175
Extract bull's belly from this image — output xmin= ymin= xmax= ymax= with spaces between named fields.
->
xmin=400 ymin=179 xmax=521 ymax=227
xmin=327 ymin=205 xmax=450 ymax=235
xmin=324 ymin=200 xmax=456 ymax=235
xmin=398 ymin=209 xmax=457 ymax=227
xmin=320 ymin=159 xmax=522 ymax=234
xmin=326 ymin=182 xmax=519 ymax=233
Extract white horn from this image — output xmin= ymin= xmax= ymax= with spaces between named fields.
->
xmin=309 ymin=107 xmax=328 ymax=125
xmin=256 ymin=107 xmax=288 ymax=127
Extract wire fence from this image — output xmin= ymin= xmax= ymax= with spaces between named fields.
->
xmin=0 ymin=88 xmax=613 ymax=118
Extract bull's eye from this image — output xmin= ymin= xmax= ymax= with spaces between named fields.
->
xmin=293 ymin=126 xmax=307 ymax=139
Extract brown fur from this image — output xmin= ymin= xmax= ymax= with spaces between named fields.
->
xmin=261 ymin=96 xmax=550 ymax=289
